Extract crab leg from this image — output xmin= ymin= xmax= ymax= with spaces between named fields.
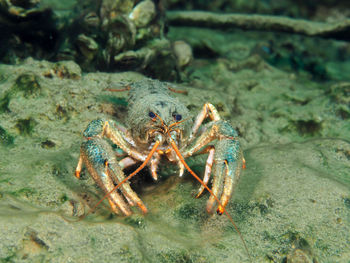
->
xmin=75 ymin=156 xmax=83 ymax=179
xmin=79 ymin=138 xmax=133 ymax=215
xmin=207 ymin=138 xmax=243 ymax=214
xmin=79 ymin=119 xmax=144 ymax=161
xmin=106 ymin=155 xmax=148 ymax=213
xmin=170 ymin=139 xmax=250 ymax=262
xmin=183 ymin=103 xmax=244 ymax=214
xmin=150 ymin=152 xmax=161 ymax=181
xmin=75 ymin=119 xmax=149 ymax=215
xmin=89 ymin=140 xmax=160 ymax=215
xmin=195 ymin=146 xmax=215 ymax=198
xmin=189 ymin=103 xmax=221 ymax=141
xmin=119 ymin=157 xmax=137 ymax=170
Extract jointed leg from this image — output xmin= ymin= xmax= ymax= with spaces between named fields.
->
xmin=196 ymin=146 xmax=215 ymax=198
xmin=183 ymin=103 xmax=244 ymax=214
xmin=78 ymin=141 xmax=132 ymax=215
xmin=119 ymin=157 xmax=137 ymax=170
xmin=190 ymin=103 xmax=221 ymax=141
xmin=83 ymin=119 xmax=145 ymax=161
xmin=75 ymin=156 xmax=83 ymax=179
xmin=107 ymin=159 xmax=148 ymax=214
xmin=207 ymin=138 xmax=243 ymax=214
xmin=150 ymin=152 xmax=161 ymax=181
xmin=75 ymin=127 xmax=148 ymax=215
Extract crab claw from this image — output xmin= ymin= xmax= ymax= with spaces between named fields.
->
xmin=206 ymin=138 xmax=244 ymax=214
xmin=76 ymin=137 xmax=148 ymax=216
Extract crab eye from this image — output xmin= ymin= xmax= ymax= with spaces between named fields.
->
xmin=173 ymin=114 xmax=182 ymax=121
xmin=149 ymin=111 xmax=157 ymax=121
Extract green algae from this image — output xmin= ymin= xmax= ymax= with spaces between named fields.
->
xmin=15 ymin=188 xmax=37 ymax=198
xmin=0 ymin=73 xmax=41 ymax=115
xmin=59 ymin=194 xmax=69 ymax=204
xmin=175 ymin=203 xmax=202 ymax=221
xmin=102 ymin=96 xmax=128 ymax=107
xmin=157 ymin=250 xmax=205 ymax=263
xmin=124 ymin=215 xmax=146 ymax=229
xmin=0 ymin=93 xmax=11 ymax=113
xmin=344 ymin=198 xmax=350 ymax=209
xmin=13 ymin=73 xmax=41 ymax=97
xmin=0 ymin=126 xmax=14 ymax=146
xmin=15 ymin=118 xmax=36 ymax=136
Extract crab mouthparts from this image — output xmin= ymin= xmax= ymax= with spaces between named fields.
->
xmin=152 ymin=130 xmax=179 ymax=145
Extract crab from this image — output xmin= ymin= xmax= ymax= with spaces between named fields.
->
xmin=75 ymin=79 xmax=245 ymax=216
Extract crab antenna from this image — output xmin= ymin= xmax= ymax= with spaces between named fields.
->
xmin=169 ymin=139 xmax=251 ymax=262
xmin=153 ymin=112 xmax=165 ymax=127
xmin=87 ymin=140 xmax=160 ymax=216
xmin=167 ymin=86 xmax=188 ymax=94
xmin=168 ymin=117 xmax=191 ymax=129
xmin=106 ymin=85 xmax=131 ymax=92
